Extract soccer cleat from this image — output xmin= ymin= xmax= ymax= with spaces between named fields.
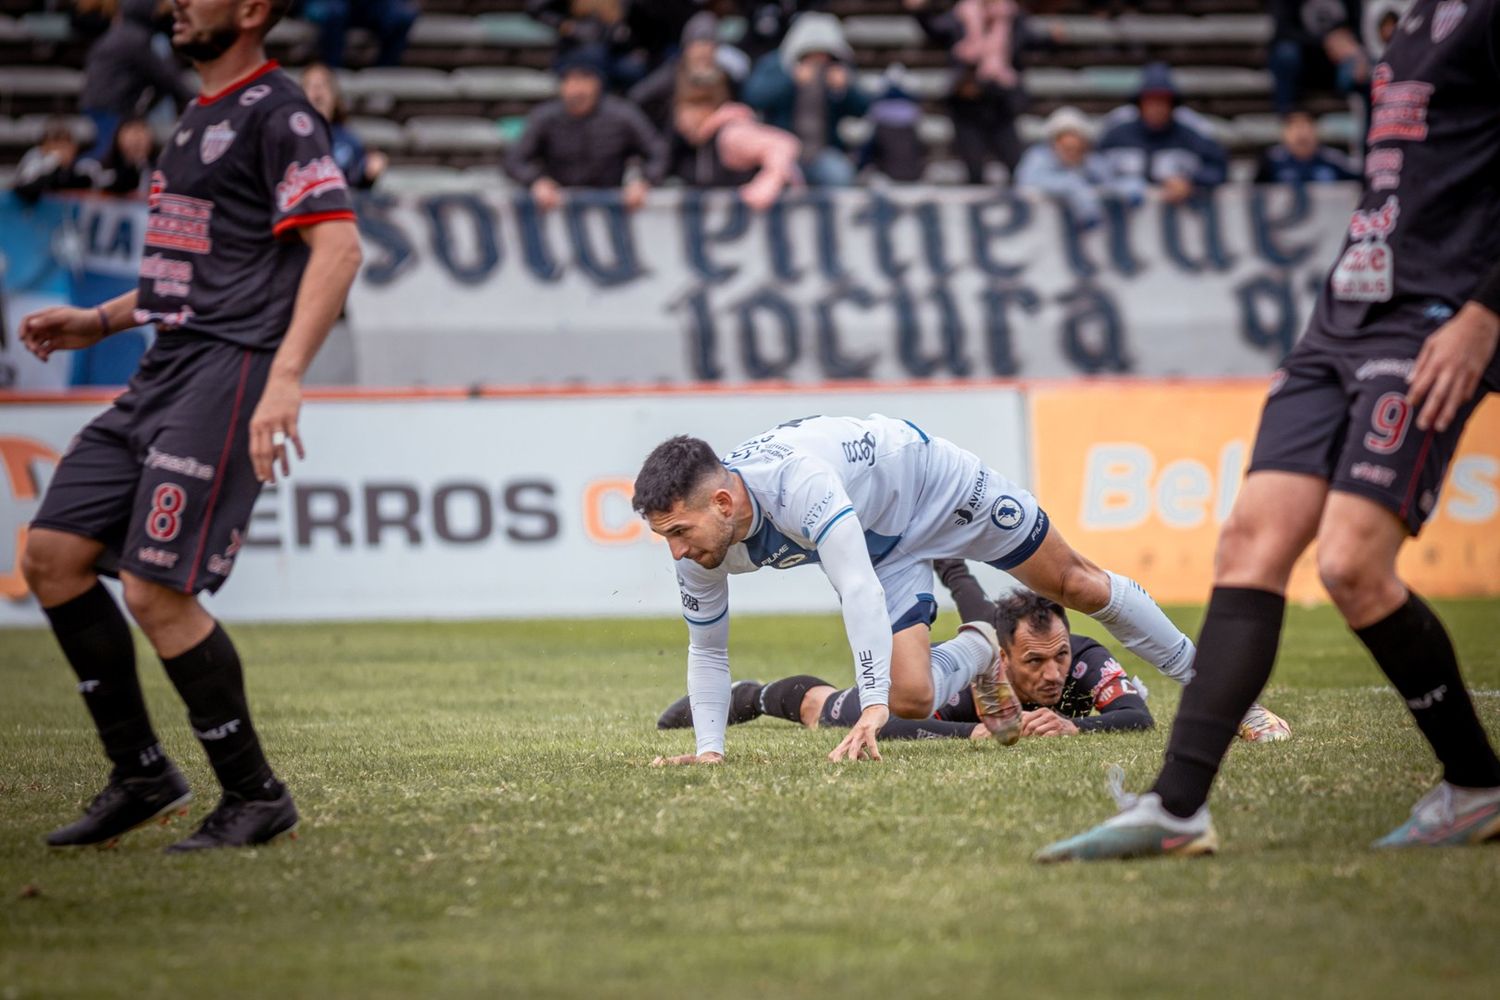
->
xmin=960 ymin=621 xmax=1022 ymax=746
xmin=1237 ymin=703 xmax=1292 ymax=742
xmin=1034 ymin=765 xmax=1219 ymax=863
xmin=656 ymin=679 xmax=763 ymax=730
xmin=1372 ymin=782 xmax=1500 ymax=849
xmin=46 ymin=762 xmax=193 ymax=848
xmin=165 ymin=784 xmax=300 ymax=854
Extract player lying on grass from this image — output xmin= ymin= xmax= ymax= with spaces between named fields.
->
xmin=655 ymin=584 xmax=1154 ymax=744
xmin=633 ymin=416 xmax=1288 ymax=766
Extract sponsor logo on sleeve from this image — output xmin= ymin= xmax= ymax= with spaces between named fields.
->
xmin=840 ymin=431 xmax=879 ymax=467
xmin=275 ymin=156 xmax=348 ymax=213
xmin=289 ymin=110 xmax=315 ymax=137
xmin=1432 ymin=1 xmax=1468 ymax=42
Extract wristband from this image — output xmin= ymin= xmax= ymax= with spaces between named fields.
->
xmin=95 ymin=305 xmax=111 ymax=336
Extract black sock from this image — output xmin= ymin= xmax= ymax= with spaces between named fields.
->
xmin=1355 ymin=593 xmax=1500 ymax=789
xmin=160 ymin=623 xmax=278 ymax=799
xmin=43 ymin=583 xmax=164 ymax=776
xmin=757 ymin=675 xmax=829 ymax=723
xmin=1152 ymin=587 xmax=1285 ymax=818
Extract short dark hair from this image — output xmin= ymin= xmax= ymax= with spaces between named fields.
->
xmin=632 ymin=435 xmax=724 ymax=516
xmin=994 ymin=590 xmax=1069 ymax=646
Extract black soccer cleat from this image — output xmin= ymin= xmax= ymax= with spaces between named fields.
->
xmin=656 ymin=679 xmax=763 ymax=730
xmin=46 ymin=762 xmax=193 ymax=848
xmin=165 ymin=784 xmax=299 ymax=854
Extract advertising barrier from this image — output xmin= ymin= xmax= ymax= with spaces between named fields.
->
xmin=0 ymin=386 xmax=1029 ymax=626
xmin=1030 ymin=383 xmax=1500 ymax=604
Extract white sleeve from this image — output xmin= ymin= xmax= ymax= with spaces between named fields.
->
xmin=678 ymin=558 xmax=732 ymax=756
xmin=815 ymin=511 xmax=892 ymax=710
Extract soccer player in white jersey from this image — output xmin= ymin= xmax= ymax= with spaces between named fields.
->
xmin=632 ymin=415 xmax=1289 ymax=765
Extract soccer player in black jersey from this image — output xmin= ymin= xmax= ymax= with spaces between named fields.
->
xmin=1039 ymin=0 xmax=1500 ymax=860
xmin=19 ymin=0 xmax=362 ymax=852
xmin=655 ymin=566 xmax=1155 ymax=742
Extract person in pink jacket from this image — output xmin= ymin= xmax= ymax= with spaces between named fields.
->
xmin=670 ymin=67 xmax=802 ymax=212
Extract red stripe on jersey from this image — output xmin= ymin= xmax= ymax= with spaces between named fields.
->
xmin=196 ymin=60 xmax=281 ymax=106
xmin=185 ymin=350 xmax=253 ymax=593
xmin=272 ymin=210 xmax=357 ymax=237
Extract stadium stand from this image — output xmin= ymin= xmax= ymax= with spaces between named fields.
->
xmin=0 ymin=1 xmax=1360 ymax=185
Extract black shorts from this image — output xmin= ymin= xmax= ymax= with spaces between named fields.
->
xmin=32 ymin=334 xmax=272 ymax=593
xmin=1248 ymin=329 xmax=1488 ymax=535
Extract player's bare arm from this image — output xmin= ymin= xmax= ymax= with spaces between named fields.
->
xmin=250 ymin=219 xmax=363 ymax=484
xmin=20 ymin=290 xmax=139 ymax=362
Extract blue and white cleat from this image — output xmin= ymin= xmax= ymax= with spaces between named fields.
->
xmin=1034 ymin=766 xmax=1219 ymax=863
xmin=1373 ymin=782 xmax=1500 ymax=849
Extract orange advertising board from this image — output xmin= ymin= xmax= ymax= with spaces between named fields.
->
xmin=1029 ymin=382 xmax=1500 ymax=604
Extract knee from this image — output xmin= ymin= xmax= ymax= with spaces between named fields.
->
xmin=21 ymin=532 xmax=89 ymax=597
xmin=889 ymin=688 xmax=932 ymax=720
xmin=1316 ymin=541 xmax=1387 ymax=609
xmin=121 ymin=574 xmax=178 ymax=631
xmin=1054 ymin=560 xmax=1110 ymax=613
xmin=1214 ymin=508 xmax=1297 ymax=585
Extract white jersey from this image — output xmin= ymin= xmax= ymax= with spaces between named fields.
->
xmin=672 ymin=415 xmax=1048 ymax=757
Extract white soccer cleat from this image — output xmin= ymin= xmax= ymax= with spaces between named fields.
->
xmin=1237 ymin=703 xmax=1292 ymax=742
xmin=1035 ymin=765 xmax=1219 ymax=863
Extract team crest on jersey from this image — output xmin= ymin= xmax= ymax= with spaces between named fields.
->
xmin=239 ymin=84 xmax=272 ymax=107
xmin=1433 ymin=1 xmax=1468 ymax=41
xmin=990 ymin=495 xmax=1024 ymax=530
xmin=200 ymin=121 xmax=237 ymax=164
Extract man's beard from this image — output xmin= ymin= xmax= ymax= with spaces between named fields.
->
xmin=172 ymin=23 xmax=240 ymax=62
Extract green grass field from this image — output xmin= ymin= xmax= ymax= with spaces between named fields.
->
xmin=3 ymin=601 xmax=1500 ymax=999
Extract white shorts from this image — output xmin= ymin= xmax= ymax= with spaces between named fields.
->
xmin=876 ymin=435 xmax=1048 ymax=632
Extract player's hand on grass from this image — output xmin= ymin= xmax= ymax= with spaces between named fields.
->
xmin=1407 ymin=303 xmax=1500 ymax=432
xmin=651 ymin=751 xmax=724 ymax=767
xmin=250 ymin=373 xmax=306 ymax=484
xmin=829 ymin=705 xmax=887 ymax=762
xmin=1020 ymin=709 xmax=1079 ymax=738
xmin=19 ymin=306 xmax=108 ymax=361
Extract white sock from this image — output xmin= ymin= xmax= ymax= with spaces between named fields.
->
xmin=929 ymin=630 xmax=993 ymax=714
xmin=1089 ymin=571 xmax=1196 ymax=684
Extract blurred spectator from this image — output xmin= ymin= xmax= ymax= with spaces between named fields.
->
xmin=1364 ymin=1 xmax=1410 ymax=57
xmin=13 ymin=120 xmax=94 ymax=205
xmin=298 ymin=0 xmax=419 ymax=69
xmin=670 ymin=66 xmax=802 ymax=211
xmin=1097 ymin=63 xmax=1228 ymax=204
xmin=742 ymin=12 xmax=869 ymax=187
xmin=1254 ymin=110 xmax=1359 ymax=185
xmin=856 ymin=69 xmax=928 ymax=183
xmin=79 ymin=0 xmax=192 ymax=160
xmin=70 ymin=0 xmax=121 ymax=47
xmin=1015 ymin=106 xmax=1144 ymax=226
xmin=301 ymin=63 xmax=387 ymax=189
xmin=1269 ymin=1 xmax=1370 ymax=116
xmin=84 ymin=117 xmax=156 ymax=197
xmin=630 ymin=12 xmax=750 ymax=135
xmin=907 ymin=0 xmax=1040 ymax=185
xmin=528 ymin=0 xmax=649 ymax=91
xmin=505 ymin=48 xmax=670 ymax=211
xmin=736 ymin=1 xmax=825 ymax=63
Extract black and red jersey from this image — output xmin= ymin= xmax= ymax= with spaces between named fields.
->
xmin=134 ymin=61 xmax=355 ymax=351
xmin=1312 ymin=0 xmax=1500 ymax=343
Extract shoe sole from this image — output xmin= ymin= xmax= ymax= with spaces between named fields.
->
xmin=50 ymin=791 xmax=194 ymax=850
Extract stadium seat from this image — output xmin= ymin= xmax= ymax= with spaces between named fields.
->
xmin=340 ymin=67 xmax=456 ymax=115
xmin=452 ymin=67 xmax=557 ymax=102
xmin=17 ymin=11 xmax=71 ymax=43
xmin=403 ymin=115 xmax=507 ymax=153
xmin=473 ymin=13 xmax=558 ymax=47
xmin=408 ymin=15 xmax=487 ymax=48
xmin=347 ymin=116 xmax=408 ymax=153
xmin=840 ymin=15 xmax=925 ymax=49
